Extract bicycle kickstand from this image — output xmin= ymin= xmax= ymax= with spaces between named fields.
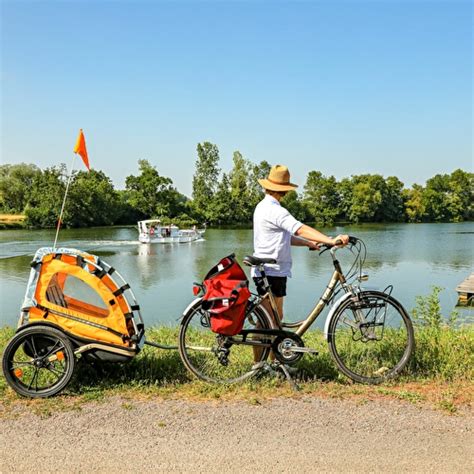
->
xmin=277 ymin=363 xmax=300 ymax=392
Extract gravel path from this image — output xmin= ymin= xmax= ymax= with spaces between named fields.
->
xmin=1 ymin=396 xmax=473 ymax=473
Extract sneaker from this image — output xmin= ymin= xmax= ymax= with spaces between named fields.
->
xmin=251 ymin=361 xmax=279 ymax=378
xmin=251 ymin=361 xmax=267 ymax=372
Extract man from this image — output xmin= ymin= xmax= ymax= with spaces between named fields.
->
xmin=252 ymin=164 xmax=349 ymax=325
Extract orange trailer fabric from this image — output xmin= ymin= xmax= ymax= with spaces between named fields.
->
xmin=28 ymin=257 xmax=131 ymax=347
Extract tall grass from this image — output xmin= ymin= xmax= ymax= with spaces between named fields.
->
xmin=410 ymin=287 xmax=473 ymax=380
xmin=0 ymin=288 xmax=472 ymax=400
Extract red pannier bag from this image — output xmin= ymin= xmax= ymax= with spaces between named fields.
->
xmin=201 ymin=254 xmax=251 ymax=336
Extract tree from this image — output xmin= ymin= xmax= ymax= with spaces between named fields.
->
xmin=25 ymin=165 xmax=66 ymax=228
xmin=383 ymin=176 xmax=405 ymax=222
xmin=208 ymin=173 xmax=234 ymax=224
xmin=247 ymin=160 xmax=271 ymax=210
xmin=302 ymin=171 xmax=340 ymax=224
xmin=281 ymin=190 xmax=308 ymax=222
xmin=447 ymin=169 xmax=474 ymax=221
xmin=337 ymin=174 xmax=403 ymax=223
xmin=350 ymin=181 xmax=382 ymax=222
xmin=192 ymin=142 xmax=221 ymax=221
xmin=336 ymin=177 xmax=354 ymax=222
xmin=423 ymin=173 xmax=450 ymax=221
xmin=66 ymin=170 xmax=120 ymax=227
xmin=403 ymin=184 xmax=425 ymax=222
xmin=229 ymin=151 xmax=252 ymax=222
xmin=0 ymin=163 xmax=41 ymax=212
xmin=125 ymin=160 xmax=175 ymax=218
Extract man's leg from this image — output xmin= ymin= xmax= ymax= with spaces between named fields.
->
xmin=253 ymin=296 xmax=284 ymax=362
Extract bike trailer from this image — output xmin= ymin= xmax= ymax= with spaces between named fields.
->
xmin=2 ymin=247 xmax=146 ymax=398
xmin=201 ymin=254 xmax=251 ymax=336
xmin=18 ymin=247 xmax=145 ymax=360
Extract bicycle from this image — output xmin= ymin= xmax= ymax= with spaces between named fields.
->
xmin=178 ymin=236 xmax=414 ymax=385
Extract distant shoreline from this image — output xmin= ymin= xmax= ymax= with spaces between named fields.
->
xmin=0 ymin=214 xmax=25 ymax=230
xmin=1 ymin=215 xmax=473 ymax=232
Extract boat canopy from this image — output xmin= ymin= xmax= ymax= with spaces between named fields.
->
xmin=138 ymin=219 xmax=161 ymax=225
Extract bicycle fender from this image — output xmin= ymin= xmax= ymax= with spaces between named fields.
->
xmin=180 ymin=297 xmax=203 ymax=323
xmin=324 ymin=292 xmax=353 ymax=340
xmin=323 ymin=287 xmax=381 ymax=340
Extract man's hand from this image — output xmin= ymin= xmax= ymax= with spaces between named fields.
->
xmin=333 ymin=234 xmax=350 ymax=246
xmin=308 ymin=241 xmax=321 ymax=250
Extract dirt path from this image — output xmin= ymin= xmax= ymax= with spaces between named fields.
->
xmin=1 ymin=396 xmax=473 ymax=473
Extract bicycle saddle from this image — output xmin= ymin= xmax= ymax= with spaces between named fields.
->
xmin=243 ymin=255 xmax=277 ymax=266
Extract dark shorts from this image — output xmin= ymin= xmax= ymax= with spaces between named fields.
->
xmin=253 ymin=276 xmax=287 ymax=297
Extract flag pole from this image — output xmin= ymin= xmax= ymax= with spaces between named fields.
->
xmin=53 ymin=154 xmax=77 ymax=249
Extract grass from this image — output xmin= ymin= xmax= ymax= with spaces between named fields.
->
xmin=0 ymin=289 xmax=473 ymax=416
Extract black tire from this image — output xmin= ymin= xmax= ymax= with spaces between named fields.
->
xmin=2 ymin=325 xmax=76 ymax=398
xmin=327 ymin=291 xmax=414 ymax=384
xmin=179 ymin=300 xmax=272 ymax=383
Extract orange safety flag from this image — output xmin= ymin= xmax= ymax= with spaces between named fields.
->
xmin=73 ymin=129 xmax=90 ymax=170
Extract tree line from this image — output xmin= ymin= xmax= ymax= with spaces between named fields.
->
xmin=0 ymin=142 xmax=472 ymax=228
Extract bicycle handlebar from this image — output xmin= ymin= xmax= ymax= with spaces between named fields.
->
xmin=310 ymin=235 xmax=358 ymax=254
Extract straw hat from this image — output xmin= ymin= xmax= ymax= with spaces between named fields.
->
xmin=258 ymin=165 xmax=298 ymax=192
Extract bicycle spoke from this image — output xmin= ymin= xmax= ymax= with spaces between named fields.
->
xmin=180 ymin=303 xmax=271 ymax=383
xmin=27 ymin=368 xmax=39 ymax=391
xmin=29 ymin=336 xmax=39 ymax=358
xmin=329 ymin=291 xmax=413 ymax=384
xmin=45 ymin=366 xmax=65 ymax=378
xmin=43 ymin=340 xmax=63 ymax=359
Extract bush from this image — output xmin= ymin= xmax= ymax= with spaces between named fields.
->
xmin=410 ymin=287 xmax=474 ymax=380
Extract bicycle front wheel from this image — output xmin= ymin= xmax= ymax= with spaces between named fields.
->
xmin=328 ymin=291 xmax=414 ymax=384
xmin=179 ymin=300 xmax=272 ymax=384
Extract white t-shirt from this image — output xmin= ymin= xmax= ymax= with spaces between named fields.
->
xmin=251 ymin=194 xmax=303 ymax=277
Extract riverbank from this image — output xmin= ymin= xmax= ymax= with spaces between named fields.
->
xmin=1 ymin=323 xmax=472 ymax=416
xmin=0 ymin=214 xmax=25 ymax=229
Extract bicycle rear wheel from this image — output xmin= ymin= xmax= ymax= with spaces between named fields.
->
xmin=327 ymin=291 xmax=414 ymax=384
xmin=179 ymin=300 xmax=272 ymax=383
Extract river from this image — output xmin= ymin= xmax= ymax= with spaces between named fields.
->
xmin=0 ymin=223 xmax=472 ymax=328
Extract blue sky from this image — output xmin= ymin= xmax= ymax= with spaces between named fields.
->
xmin=1 ymin=0 xmax=472 ymax=196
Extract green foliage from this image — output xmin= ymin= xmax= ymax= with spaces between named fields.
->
xmin=0 ymin=163 xmax=41 ymax=212
xmin=192 ymin=142 xmax=221 ymax=221
xmin=247 ymin=160 xmax=271 ymax=210
xmin=383 ymin=176 xmax=405 ymax=221
xmin=281 ymin=190 xmax=308 ymax=222
xmin=228 ymin=151 xmax=251 ymax=222
xmin=403 ymin=184 xmax=425 ymax=223
xmin=422 ymin=170 xmax=473 ymax=222
xmin=208 ymin=173 xmax=234 ymax=224
xmin=66 ymin=170 xmax=120 ymax=227
xmin=24 ymin=166 xmax=66 ymax=228
xmin=302 ymin=171 xmax=339 ymax=224
xmin=125 ymin=159 xmax=177 ymax=218
xmin=412 ymin=286 xmax=445 ymax=329
xmin=410 ymin=287 xmax=474 ymax=380
xmin=1 ymin=147 xmax=472 ymax=228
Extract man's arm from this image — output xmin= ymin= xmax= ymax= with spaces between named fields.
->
xmin=295 ymin=224 xmax=349 ymax=246
xmin=291 ymin=235 xmax=315 ymax=247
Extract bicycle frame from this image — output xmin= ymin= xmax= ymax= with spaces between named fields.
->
xmin=250 ymin=247 xmax=352 ymax=338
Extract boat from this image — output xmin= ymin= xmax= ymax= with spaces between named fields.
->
xmin=138 ymin=219 xmax=205 ymax=244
